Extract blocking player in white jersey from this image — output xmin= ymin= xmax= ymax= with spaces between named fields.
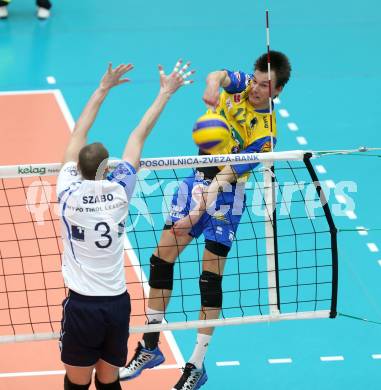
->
xmin=57 ymin=60 xmax=194 ymax=390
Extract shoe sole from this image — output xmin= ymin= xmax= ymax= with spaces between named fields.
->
xmin=120 ymin=355 xmax=165 ymax=381
xmin=194 ymin=373 xmax=208 ymax=390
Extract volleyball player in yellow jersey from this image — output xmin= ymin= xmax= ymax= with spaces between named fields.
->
xmin=120 ymin=51 xmax=291 ymax=390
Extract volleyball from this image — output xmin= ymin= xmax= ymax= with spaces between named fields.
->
xmin=192 ymin=113 xmax=231 ymax=153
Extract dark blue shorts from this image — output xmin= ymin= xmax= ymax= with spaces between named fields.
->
xmin=60 ymin=290 xmax=131 ymax=367
xmin=166 ymin=171 xmax=246 ymax=249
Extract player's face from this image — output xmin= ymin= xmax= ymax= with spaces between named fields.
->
xmin=248 ymin=70 xmax=282 ymax=109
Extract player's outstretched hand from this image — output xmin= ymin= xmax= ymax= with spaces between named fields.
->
xmin=100 ymin=63 xmax=134 ymax=91
xmin=159 ymin=59 xmax=195 ymax=95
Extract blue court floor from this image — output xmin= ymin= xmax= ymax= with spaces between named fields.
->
xmin=1 ymin=0 xmax=381 ymax=389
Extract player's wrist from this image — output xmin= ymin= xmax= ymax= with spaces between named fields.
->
xmin=97 ymin=85 xmax=111 ymax=95
xmin=158 ymin=89 xmax=172 ymax=99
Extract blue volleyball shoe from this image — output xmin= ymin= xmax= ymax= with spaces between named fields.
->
xmin=119 ymin=341 xmax=165 ymax=381
xmin=172 ymin=363 xmax=208 ymax=390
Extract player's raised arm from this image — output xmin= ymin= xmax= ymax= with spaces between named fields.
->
xmin=122 ymin=59 xmax=194 ymax=170
xmin=202 ymin=70 xmax=231 ymax=109
xmin=63 ymin=63 xmax=134 ymax=164
xmin=203 ymin=69 xmax=250 ymax=109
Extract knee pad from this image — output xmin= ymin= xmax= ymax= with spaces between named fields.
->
xmin=64 ymin=375 xmax=91 ymax=390
xmin=205 ymin=239 xmax=230 ymax=258
xmin=95 ymin=376 xmax=121 ymax=390
xmin=149 ymin=254 xmax=175 ymax=290
xmin=199 ymin=271 xmax=223 ymax=308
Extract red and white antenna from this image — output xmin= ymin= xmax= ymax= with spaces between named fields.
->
xmin=266 ymin=9 xmax=274 ymax=152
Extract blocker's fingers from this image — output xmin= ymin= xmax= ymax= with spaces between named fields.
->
xmin=173 ymin=58 xmax=183 ymax=73
xmin=158 ymin=64 xmax=165 ymax=76
xmin=178 ymin=61 xmax=190 ymax=76
xmin=183 ymin=80 xmax=194 ymax=85
xmin=114 ymin=64 xmax=125 ymax=74
xmin=122 ymin=63 xmax=134 ymax=73
xmin=182 ymin=70 xmax=195 ymax=80
xmin=107 ymin=62 xmax=113 ymax=73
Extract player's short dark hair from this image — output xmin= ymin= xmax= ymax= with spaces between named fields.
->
xmin=78 ymin=142 xmax=109 ymax=180
xmin=254 ymin=51 xmax=291 ymax=89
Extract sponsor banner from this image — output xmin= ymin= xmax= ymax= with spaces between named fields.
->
xmin=0 ymin=151 xmax=307 ymax=178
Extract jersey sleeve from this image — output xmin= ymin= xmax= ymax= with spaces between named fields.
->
xmin=223 ymin=70 xmax=251 ymax=94
xmin=107 ymin=161 xmax=137 ymax=200
xmin=56 ymin=162 xmax=81 ymax=201
xmin=232 ymin=136 xmax=276 ymax=176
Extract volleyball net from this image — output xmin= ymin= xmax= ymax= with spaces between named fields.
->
xmin=0 ymin=150 xmax=337 ymax=343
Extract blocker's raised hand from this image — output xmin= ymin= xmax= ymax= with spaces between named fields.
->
xmin=100 ymin=63 xmax=134 ymax=90
xmin=158 ymin=59 xmax=195 ymax=95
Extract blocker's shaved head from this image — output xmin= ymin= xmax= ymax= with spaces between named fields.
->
xmin=78 ymin=142 xmax=109 ymax=180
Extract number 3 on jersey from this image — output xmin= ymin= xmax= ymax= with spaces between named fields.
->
xmin=94 ymin=222 xmax=112 ymax=248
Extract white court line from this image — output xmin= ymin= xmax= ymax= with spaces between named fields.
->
xmin=287 ymin=122 xmax=298 ymax=131
xmin=53 ymin=89 xmax=185 ymax=369
xmin=268 ymin=358 xmax=292 ymax=364
xmin=0 ymin=365 xmax=179 ymax=378
xmin=278 ymin=109 xmax=289 ymax=118
xmin=0 ymin=89 xmax=57 ymax=95
xmin=356 ymin=226 xmax=368 ymax=236
xmin=46 ymin=76 xmax=56 ymax=85
xmin=367 ymin=243 xmax=379 ymax=253
xmin=296 ymin=136 xmax=308 ymax=145
xmin=320 ymin=356 xmax=344 ymax=362
xmin=325 ymin=180 xmax=336 ymax=189
xmin=315 ymin=165 xmax=327 ymax=174
xmin=372 ymin=354 xmax=381 ymax=359
xmin=378 ymin=260 xmax=381 ymax=267
xmin=346 ymin=210 xmax=357 ymax=220
xmin=216 ymin=361 xmax=240 ymax=367
xmin=52 ymin=89 xmax=75 ymax=130
xmin=0 ymin=370 xmax=65 ymax=378
xmin=335 ymin=194 xmax=347 ymax=204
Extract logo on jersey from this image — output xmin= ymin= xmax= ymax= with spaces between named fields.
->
xmin=63 ymin=165 xmax=78 ymax=176
xmin=263 ymin=116 xmax=269 ymax=129
xmin=261 ymin=141 xmax=272 ymax=153
xmin=118 ymin=222 xmax=125 ymax=237
xmin=216 ymin=226 xmax=223 ymax=235
xmin=233 ymin=94 xmax=241 ymax=103
xmin=226 ymin=98 xmax=233 ymax=111
xmin=71 ymin=225 xmax=85 ymax=241
xmin=250 ymin=117 xmax=257 ymax=128
xmin=213 ymin=212 xmax=228 ymax=223
xmin=234 ymin=72 xmax=241 ymax=83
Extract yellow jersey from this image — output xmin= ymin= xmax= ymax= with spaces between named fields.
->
xmin=199 ymin=70 xmax=277 ymax=179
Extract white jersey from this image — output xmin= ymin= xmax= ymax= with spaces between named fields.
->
xmin=56 ymin=161 xmax=136 ymax=296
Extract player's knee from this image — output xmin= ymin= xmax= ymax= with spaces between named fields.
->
xmin=64 ymin=375 xmax=91 ymax=390
xmin=205 ymin=239 xmax=230 ymax=258
xmin=149 ymin=254 xmax=175 ymax=290
xmin=95 ymin=375 xmax=121 ymax=390
xmin=199 ymin=271 xmax=223 ymax=308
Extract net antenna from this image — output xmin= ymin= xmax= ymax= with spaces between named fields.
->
xmin=263 ymin=9 xmax=280 ymax=315
xmin=265 ymin=9 xmax=274 ymax=153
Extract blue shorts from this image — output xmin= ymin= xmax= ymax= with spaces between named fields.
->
xmin=60 ymin=290 xmax=131 ymax=367
xmin=167 ymin=171 xmax=246 ymax=250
